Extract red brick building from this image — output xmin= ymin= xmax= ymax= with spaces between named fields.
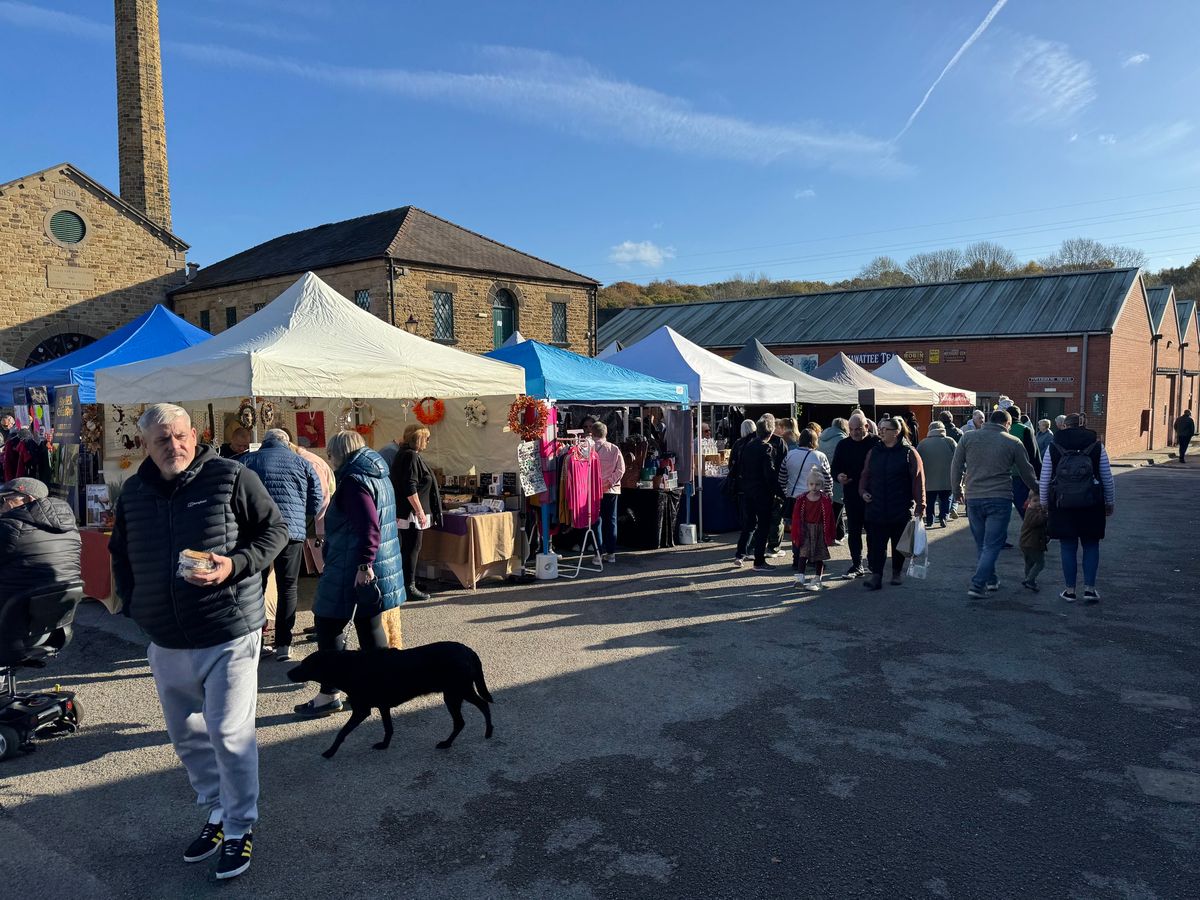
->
xmin=600 ymin=268 xmax=1185 ymax=458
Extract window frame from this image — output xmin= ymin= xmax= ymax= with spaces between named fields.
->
xmin=354 ymin=289 xmax=371 ymax=311
xmin=432 ymin=290 xmax=455 ymax=342
xmin=225 ymin=306 xmax=238 ymax=329
xmin=199 ymin=310 xmax=211 ymax=332
xmin=551 ymin=301 xmax=568 ymax=345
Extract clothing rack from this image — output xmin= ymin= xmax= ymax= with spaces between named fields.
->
xmin=558 ymin=429 xmax=602 ymax=578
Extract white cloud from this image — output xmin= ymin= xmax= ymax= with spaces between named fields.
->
xmin=0 ymin=2 xmax=905 ymax=175
xmin=609 ymin=240 xmax=675 ymax=268
xmin=894 ymin=0 xmax=1008 ymax=140
xmin=1098 ymin=133 xmax=1117 ymax=145
xmin=794 ymin=187 xmax=817 ymax=199
xmin=1009 ymin=37 xmax=1096 ymax=122
xmin=0 ymin=1 xmax=108 ymax=39
xmin=1122 ymin=52 xmax=1150 ymax=68
xmin=1068 ymin=132 xmax=1079 ymax=142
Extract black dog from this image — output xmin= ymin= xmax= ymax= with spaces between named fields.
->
xmin=287 ymin=642 xmax=494 ymax=758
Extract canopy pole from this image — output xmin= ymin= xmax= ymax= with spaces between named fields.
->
xmin=696 ymin=402 xmax=703 ymax=537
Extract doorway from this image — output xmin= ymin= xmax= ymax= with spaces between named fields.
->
xmin=1032 ymin=395 xmax=1066 ymax=424
xmin=492 ymin=289 xmax=516 ymax=348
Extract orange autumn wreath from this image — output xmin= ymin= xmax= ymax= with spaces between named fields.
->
xmin=413 ymin=396 xmax=446 ymax=426
xmin=507 ymin=395 xmax=549 ymax=440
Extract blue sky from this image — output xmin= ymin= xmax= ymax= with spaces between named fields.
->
xmin=3 ymin=0 xmax=1199 ymax=285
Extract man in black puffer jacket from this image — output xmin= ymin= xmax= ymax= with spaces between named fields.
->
xmin=109 ymin=404 xmax=287 ymax=881
xmin=0 ymin=477 xmax=81 ymax=602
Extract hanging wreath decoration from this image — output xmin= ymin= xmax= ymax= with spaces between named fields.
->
xmin=287 ymin=397 xmax=311 ymax=410
xmin=464 ymin=398 xmax=488 ymax=428
xmin=237 ymin=399 xmax=256 ymax=429
xmin=259 ymin=400 xmax=276 ymax=429
xmin=81 ymin=404 xmax=104 ymax=454
xmin=507 ymin=395 xmax=549 ymax=440
xmin=413 ymin=396 xmax=446 ymax=426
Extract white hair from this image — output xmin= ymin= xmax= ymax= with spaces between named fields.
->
xmin=740 ymin=419 xmax=755 ymax=438
xmin=138 ymin=403 xmax=190 ymax=433
xmin=265 ymin=428 xmax=291 ymax=443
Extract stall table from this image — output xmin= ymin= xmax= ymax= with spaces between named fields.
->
xmin=697 ymin=475 xmax=740 ymax=534
xmin=618 ymin=487 xmax=682 ymax=549
xmin=420 ymin=511 xmax=520 ymax=590
xmin=80 ymin=528 xmax=113 ymax=604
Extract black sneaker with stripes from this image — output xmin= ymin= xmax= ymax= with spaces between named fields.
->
xmin=216 ymin=831 xmax=253 ymax=880
xmin=182 ymin=821 xmax=223 ymax=863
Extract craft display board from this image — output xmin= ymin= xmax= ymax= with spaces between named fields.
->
xmin=517 ymin=441 xmax=547 ymax=496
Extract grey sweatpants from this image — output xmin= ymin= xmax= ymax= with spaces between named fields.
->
xmin=148 ymin=632 xmax=260 ymax=835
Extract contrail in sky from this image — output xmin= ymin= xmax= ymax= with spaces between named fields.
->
xmin=894 ymin=0 xmax=1009 ymax=141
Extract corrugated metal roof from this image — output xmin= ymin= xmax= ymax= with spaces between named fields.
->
xmin=1176 ymin=297 xmax=1197 ymax=341
xmin=1146 ymin=285 xmax=1175 ymax=335
xmin=599 ymin=268 xmax=1142 ymax=349
xmin=174 ymin=206 xmax=596 ymax=295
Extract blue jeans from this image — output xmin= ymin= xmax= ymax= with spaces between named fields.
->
xmin=592 ymin=493 xmax=619 ymax=555
xmin=1060 ymin=537 xmax=1100 ymax=589
xmin=925 ymin=490 xmax=950 ymax=525
xmin=967 ymin=498 xmax=1012 ymax=590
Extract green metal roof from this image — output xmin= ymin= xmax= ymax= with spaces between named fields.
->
xmin=1176 ymin=297 xmax=1197 ymax=342
xmin=599 ymin=268 xmax=1143 ymax=350
xmin=1146 ymin=285 xmax=1174 ymax=335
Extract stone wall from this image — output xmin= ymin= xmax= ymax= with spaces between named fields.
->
xmin=172 ymin=261 xmax=594 ymax=354
xmin=0 ymin=166 xmax=186 ymax=367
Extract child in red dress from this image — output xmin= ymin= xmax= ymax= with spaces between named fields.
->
xmin=792 ymin=469 xmax=836 ymax=591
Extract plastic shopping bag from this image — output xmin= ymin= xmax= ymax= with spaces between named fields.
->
xmin=911 ymin=520 xmax=928 ymax=556
xmin=908 ymin=549 xmax=930 ymax=579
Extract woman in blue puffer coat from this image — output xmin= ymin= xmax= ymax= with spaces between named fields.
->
xmin=295 ymin=430 xmax=404 ymax=717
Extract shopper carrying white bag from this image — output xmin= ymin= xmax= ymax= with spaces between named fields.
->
xmin=911 ymin=519 xmax=928 ymax=556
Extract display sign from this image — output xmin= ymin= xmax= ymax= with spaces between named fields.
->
xmin=53 ymin=384 xmax=81 ymax=444
xmin=847 ymin=352 xmax=894 ymax=365
xmin=778 ymin=353 xmax=819 ymax=374
xmin=516 ymin=441 xmax=546 ymax=496
xmin=1029 ymin=376 xmax=1075 ymax=384
xmin=1092 ymin=392 xmax=1105 ymax=415
xmin=902 ymin=350 xmax=925 ymax=364
xmin=928 ymin=349 xmax=941 ymax=364
xmin=85 ymin=484 xmax=114 ymax=527
xmin=942 ymin=350 xmax=967 ymax=363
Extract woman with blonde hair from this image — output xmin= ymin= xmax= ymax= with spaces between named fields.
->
xmin=389 ymin=422 xmax=443 ymax=602
xmin=295 ymin=431 xmax=404 ymax=717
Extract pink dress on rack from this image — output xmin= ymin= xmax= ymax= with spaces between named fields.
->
xmin=565 ymin=445 xmax=603 ymax=529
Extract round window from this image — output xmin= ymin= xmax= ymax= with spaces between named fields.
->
xmin=49 ymin=210 xmax=86 ymax=244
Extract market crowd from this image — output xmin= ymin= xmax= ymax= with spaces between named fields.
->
xmin=725 ymin=404 xmax=1117 ymax=601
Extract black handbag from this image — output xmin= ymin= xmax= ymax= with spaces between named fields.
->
xmin=355 ymin=578 xmax=384 ymax=614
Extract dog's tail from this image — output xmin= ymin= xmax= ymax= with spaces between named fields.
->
xmin=473 ymin=657 xmax=494 ymax=704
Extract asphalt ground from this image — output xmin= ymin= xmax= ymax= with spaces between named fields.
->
xmin=1 ymin=462 xmax=1198 ymax=899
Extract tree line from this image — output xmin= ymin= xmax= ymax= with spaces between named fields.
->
xmin=599 ymin=236 xmax=1197 ymax=309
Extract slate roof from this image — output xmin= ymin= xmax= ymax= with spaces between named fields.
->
xmin=599 ymin=268 xmax=1143 ymax=349
xmin=173 ymin=206 xmax=596 ymax=295
xmin=1146 ymin=285 xmax=1175 ymax=335
xmin=1176 ymin=297 xmax=1198 ymax=342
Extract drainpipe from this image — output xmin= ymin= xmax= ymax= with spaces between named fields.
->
xmin=588 ymin=285 xmax=597 ymax=356
xmin=1149 ymin=335 xmax=1161 ymax=448
xmin=1080 ymin=333 xmax=1089 ymax=417
xmin=1180 ymin=339 xmax=1190 ymax=425
xmin=387 ymin=259 xmax=397 ymax=327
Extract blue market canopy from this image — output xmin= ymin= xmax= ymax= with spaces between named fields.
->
xmin=486 ymin=339 xmax=689 ymax=405
xmin=0 ymin=305 xmax=211 ymax=403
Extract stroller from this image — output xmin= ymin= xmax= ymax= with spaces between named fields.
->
xmin=0 ymin=580 xmax=85 ymax=760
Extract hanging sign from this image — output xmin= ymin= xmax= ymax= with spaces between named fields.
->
xmin=516 ymin=441 xmax=546 ymax=496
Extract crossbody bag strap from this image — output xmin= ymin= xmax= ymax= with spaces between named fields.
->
xmin=788 ymin=450 xmax=812 ymax=495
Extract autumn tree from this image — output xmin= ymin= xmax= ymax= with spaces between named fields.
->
xmin=904 ymin=248 xmax=964 ymax=283
xmin=1040 ymin=237 xmax=1146 ymax=272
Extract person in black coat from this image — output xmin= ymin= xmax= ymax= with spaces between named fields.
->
xmin=389 ymin=423 xmax=443 ymax=601
xmin=0 ymin=477 xmax=81 ymax=604
xmin=733 ymin=419 xmax=779 ymax=570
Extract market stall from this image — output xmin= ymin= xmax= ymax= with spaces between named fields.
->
xmin=606 ymin=326 xmax=794 ymax=537
xmin=486 ymin=339 xmax=690 ymax=560
xmin=873 ymin=355 xmax=976 ymax=408
xmin=809 ymin=352 xmax=939 ymax=434
xmin=96 ymin=272 xmax=530 ymax=589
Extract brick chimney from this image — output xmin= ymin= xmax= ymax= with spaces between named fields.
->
xmin=114 ymin=0 xmax=172 ymax=231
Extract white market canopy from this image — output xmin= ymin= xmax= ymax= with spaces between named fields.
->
xmin=730 ymin=339 xmax=858 ymax=406
xmin=96 ymin=272 xmax=525 ymax=403
xmin=874 ymin=355 xmax=976 ymax=407
xmin=606 ymin=326 xmax=794 ymax=404
xmin=808 ymin=352 xmax=938 ymax=406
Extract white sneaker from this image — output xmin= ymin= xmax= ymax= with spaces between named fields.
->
xmin=809 ymin=576 xmax=825 ymax=592
xmin=793 ymin=573 xmax=807 ymax=588
xmin=591 ymin=554 xmax=603 ymax=566
xmin=771 ymin=549 xmax=787 ymax=559
xmin=733 ymin=556 xmax=745 ymax=568
xmin=604 ymin=553 xmax=617 ymax=563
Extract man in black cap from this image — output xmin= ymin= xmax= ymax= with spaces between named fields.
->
xmin=0 ymin=477 xmax=81 ymax=603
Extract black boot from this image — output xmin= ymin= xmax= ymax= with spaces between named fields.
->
xmin=863 ymin=573 xmax=882 ymax=591
xmin=406 ymin=584 xmax=431 ymax=601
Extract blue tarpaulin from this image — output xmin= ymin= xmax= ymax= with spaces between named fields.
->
xmin=486 ymin=340 xmax=688 ymax=405
xmin=0 ymin=305 xmax=211 ymax=403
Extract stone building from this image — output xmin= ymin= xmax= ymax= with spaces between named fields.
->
xmin=0 ymin=0 xmax=186 ymax=369
xmin=600 ymin=268 xmax=1180 ymax=458
xmin=171 ymin=206 xmax=599 ymax=355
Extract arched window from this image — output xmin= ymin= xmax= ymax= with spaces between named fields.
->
xmin=25 ymin=332 xmax=95 ymax=367
xmin=492 ymin=289 xmax=517 ymax=348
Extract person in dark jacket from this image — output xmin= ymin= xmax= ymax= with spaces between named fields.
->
xmin=241 ymin=428 xmax=324 ymax=660
xmin=831 ymin=412 xmax=882 ymax=578
xmin=389 ymin=423 xmax=443 ymax=601
xmin=1007 ymin=406 xmax=1041 ymax=518
xmin=762 ymin=414 xmax=789 ymax=558
xmin=733 ymin=418 xmax=779 ymax=570
xmin=859 ymin=417 xmax=926 ymax=590
xmin=108 ymin=404 xmax=287 ymax=881
xmin=1174 ymin=410 xmax=1195 ymax=463
xmin=938 ymin=410 xmax=964 ymax=443
xmin=1038 ymin=413 xmax=1114 ymax=604
xmin=0 ymin=477 xmax=81 ymax=603
xmin=296 ymin=430 xmax=403 ymax=717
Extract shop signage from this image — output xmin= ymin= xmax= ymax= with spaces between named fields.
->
xmin=847 ymin=352 xmax=894 ymax=365
xmin=928 ymin=349 xmax=941 ymax=364
xmin=777 ymin=353 xmax=819 ymax=374
xmin=902 ymin=350 xmax=925 ymax=364
xmin=1029 ymin=376 xmax=1075 ymax=384
xmin=1091 ymin=392 xmax=1105 ymax=415
xmin=516 ymin=441 xmax=546 ymax=497
xmin=53 ymin=384 xmax=80 ymax=444
xmin=941 ymin=350 xmax=967 ymax=363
